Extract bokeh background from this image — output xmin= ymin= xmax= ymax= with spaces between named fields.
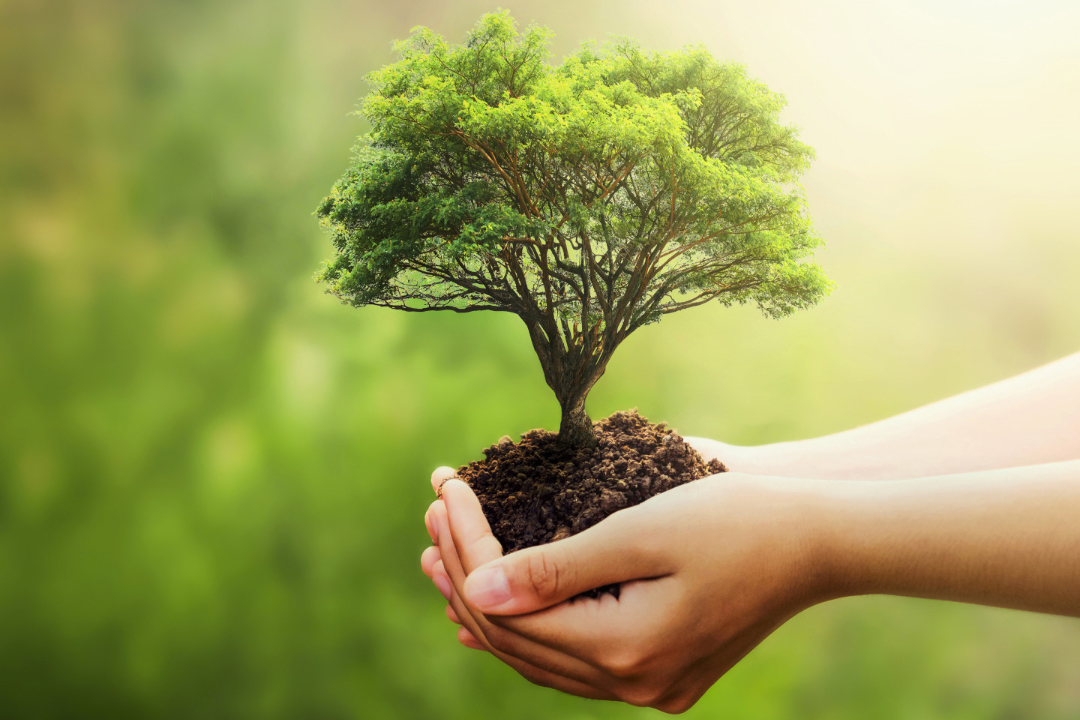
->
xmin=3 ymin=0 xmax=1079 ymax=717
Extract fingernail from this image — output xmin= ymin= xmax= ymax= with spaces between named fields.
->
xmin=433 ymin=572 xmax=452 ymax=601
xmin=466 ymin=566 xmax=510 ymax=610
xmin=425 ymin=508 xmax=438 ymax=544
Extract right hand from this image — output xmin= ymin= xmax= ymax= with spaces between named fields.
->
xmin=424 ymin=469 xmax=828 ymax=712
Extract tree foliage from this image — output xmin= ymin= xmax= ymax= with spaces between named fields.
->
xmin=316 ymin=11 xmax=832 ymax=445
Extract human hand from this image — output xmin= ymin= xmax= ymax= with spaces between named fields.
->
xmin=422 ymin=460 xmax=1080 ymax=711
xmin=420 ymin=468 xmax=621 ymax=699
xmin=683 ymin=436 xmax=820 ymax=478
xmin=421 ymin=466 xmax=827 ymax=712
xmin=682 ymin=436 xmax=758 ymax=473
xmin=416 ymin=431 xmax=760 ymax=615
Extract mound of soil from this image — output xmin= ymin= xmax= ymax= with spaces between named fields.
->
xmin=454 ymin=410 xmax=726 ymax=595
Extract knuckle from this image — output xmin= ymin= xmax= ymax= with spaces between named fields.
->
xmin=600 ymin=647 xmax=646 ymax=678
xmin=616 ymin=683 xmax=665 ymax=708
xmin=656 ymin=695 xmax=695 ymax=715
xmin=622 ymin=529 xmax=661 ymax=569
xmin=524 ymin=551 xmax=562 ymax=600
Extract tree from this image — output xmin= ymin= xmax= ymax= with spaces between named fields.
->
xmin=316 ymin=11 xmax=832 ymax=448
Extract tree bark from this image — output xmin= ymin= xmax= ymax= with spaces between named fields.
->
xmin=521 ymin=316 xmax=603 ymax=448
xmin=557 ymin=392 xmax=596 ymax=448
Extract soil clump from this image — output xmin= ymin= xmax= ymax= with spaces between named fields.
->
xmin=455 ymin=410 xmax=726 ymax=595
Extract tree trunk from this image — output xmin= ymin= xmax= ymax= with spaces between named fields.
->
xmin=557 ymin=392 xmax=596 ymax=448
xmin=520 ymin=316 xmax=603 ymax=448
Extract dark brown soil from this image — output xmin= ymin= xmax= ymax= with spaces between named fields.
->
xmin=454 ymin=410 xmax=726 ymax=596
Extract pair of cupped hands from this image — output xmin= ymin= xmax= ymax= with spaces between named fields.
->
xmin=419 ymin=355 xmax=1080 ymax=711
xmin=419 ymin=439 xmax=818 ymax=713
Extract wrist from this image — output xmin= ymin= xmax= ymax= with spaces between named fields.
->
xmin=799 ymin=479 xmax=928 ymax=602
xmin=797 ymin=479 xmax=882 ymax=603
xmin=736 ymin=476 xmax=853 ymax=611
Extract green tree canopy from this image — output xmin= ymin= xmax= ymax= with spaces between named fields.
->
xmin=316 ymin=11 xmax=832 ymax=446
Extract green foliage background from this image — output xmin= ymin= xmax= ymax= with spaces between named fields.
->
xmin=2 ymin=0 xmax=1078 ymax=718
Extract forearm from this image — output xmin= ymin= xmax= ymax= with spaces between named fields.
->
xmin=804 ymin=460 xmax=1080 ymax=617
xmin=713 ymin=351 xmax=1080 ymax=480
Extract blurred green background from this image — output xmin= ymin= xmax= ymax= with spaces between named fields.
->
xmin=2 ymin=0 xmax=1079 ymax=717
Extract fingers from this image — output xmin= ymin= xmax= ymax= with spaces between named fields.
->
xmin=458 ymin=626 xmax=484 ymax=649
xmin=439 ymin=553 xmax=603 ymax=695
xmin=420 ymin=545 xmax=441 ymax=578
xmin=425 ymin=472 xmax=613 ymax=698
xmin=440 ymin=479 xmax=503 ymax=573
xmin=430 ymin=466 xmax=457 ymax=495
xmin=424 ymin=499 xmax=440 ymax=544
xmin=493 ymin=577 xmax=677 ymax=661
xmin=437 ymin=477 xmax=680 ymax=667
xmin=431 ymin=501 xmax=614 ymax=693
xmin=682 ymin=436 xmax=721 ymax=462
xmin=432 ymin=559 xmax=453 ymax=602
xmin=460 ymin=504 xmax=675 ymax=615
xmin=427 ymin=475 xmax=713 ymax=707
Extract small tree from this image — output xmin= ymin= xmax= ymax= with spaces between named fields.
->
xmin=316 ymin=12 xmax=831 ymax=448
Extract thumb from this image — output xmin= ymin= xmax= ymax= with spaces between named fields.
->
xmin=462 ymin=508 xmax=673 ymax=615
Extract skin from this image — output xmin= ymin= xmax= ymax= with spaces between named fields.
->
xmin=419 ymin=351 xmax=1080 ymax=712
xmin=690 ymin=350 xmax=1080 ymax=480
